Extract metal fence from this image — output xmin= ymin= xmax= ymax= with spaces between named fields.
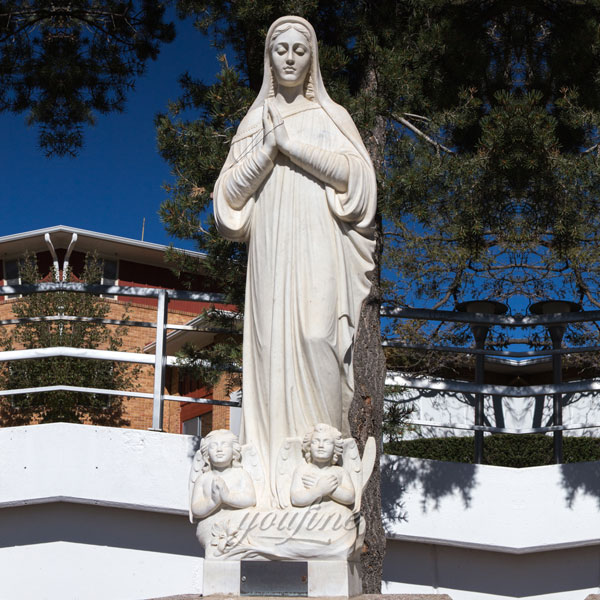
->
xmin=0 ymin=282 xmax=241 ymax=431
xmin=3 ymin=283 xmax=600 ymax=459
xmin=382 ymin=306 xmax=600 ymax=463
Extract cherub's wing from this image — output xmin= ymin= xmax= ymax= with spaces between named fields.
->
xmin=189 ymin=449 xmax=207 ymax=523
xmin=361 ymin=436 xmax=377 ymax=491
xmin=275 ymin=438 xmax=302 ymax=509
xmin=341 ymin=437 xmax=377 ymax=513
xmin=342 ymin=438 xmax=363 ymax=512
xmin=241 ymin=443 xmax=266 ymax=500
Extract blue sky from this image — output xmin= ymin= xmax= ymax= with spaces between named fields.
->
xmin=0 ymin=9 xmax=220 ymax=251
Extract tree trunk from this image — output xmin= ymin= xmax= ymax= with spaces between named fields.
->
xmin=349 ymin=214 xmax=386 ymax=592
xmin=349 ymin=90 xmax=387 ymax=590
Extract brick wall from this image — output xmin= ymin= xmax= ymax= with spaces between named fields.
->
xmin=0 ymin=296 xmax=231 ymax=435
xmin=173 ymin=365 xmax=237 ymax=434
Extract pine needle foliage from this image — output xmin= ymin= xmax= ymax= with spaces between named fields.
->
xmin=0 ymin=1 xmax=175 ymax=155
xmin=381 ymin=1 xmax=600 ymax=374
xmin=157 ymin=1 xmax=600 ymax=361
xmin=0 ymin=252 xmax=138 ymax=426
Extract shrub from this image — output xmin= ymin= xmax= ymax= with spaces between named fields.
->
xmin=385 ymin=434 xmax=600 ymax=467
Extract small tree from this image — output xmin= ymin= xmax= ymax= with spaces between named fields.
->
xmin=0 ymin=252 xmax=137 ymax=426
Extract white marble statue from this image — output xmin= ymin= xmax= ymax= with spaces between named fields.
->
xmin=213 ymin=15 xmax=377 ymax=499
xmin=192 ymin=424 xmax=375 ymax=564
xmin=189 ymin=429 xmax=263 ymax=521
xmin=276 ymin=423 xmax=376 ymax=512
xmin=290 ymin=424 xmax=355 ymax=508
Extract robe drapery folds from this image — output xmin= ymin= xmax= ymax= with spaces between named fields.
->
xmin=213 ymin=16 xmax=376 ymax=502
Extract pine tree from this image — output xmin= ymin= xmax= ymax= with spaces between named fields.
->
xmin=380 ymin=2 xmax=600 ymax=375
xmin=0 ymin=252 xmax=138 ymax=426
xmin=0 ymin=1 xmax=175 ymax=155
xmin=156 ymin=0 xmax=600 ymax=589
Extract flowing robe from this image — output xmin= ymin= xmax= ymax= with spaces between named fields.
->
xmin=214 ymin=102 xmax=375 ymax=500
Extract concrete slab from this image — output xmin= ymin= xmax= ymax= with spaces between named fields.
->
xmin=147 ymin=595 xmax=453 ymax=599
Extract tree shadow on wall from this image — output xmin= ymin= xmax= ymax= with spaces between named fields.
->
xmin=381 ymin=454 xmax=478 ymax=526
xmin=559 ymin=460 xmax=600 ymax=509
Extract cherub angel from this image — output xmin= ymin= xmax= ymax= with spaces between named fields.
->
xmin=189 ymin=429 xmax=263 ymax=521
xmin=276 ymin=423 xmax=375 ymax=510
xmin=290 ymin=423 xmax=355 ymax=507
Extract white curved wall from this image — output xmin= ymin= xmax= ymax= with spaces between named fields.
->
xmin=0 ymin=422 xmax=195 ymax=512
xmin=2 ymin=424 xmax=600 ymax=599
xmin=0 ymin=423 xmax=201 ymax=600
xmin=382 ymin=454 xmax=600 ymax=599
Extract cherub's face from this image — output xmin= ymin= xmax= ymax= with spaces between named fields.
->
xmin=310 ymin=430 xmax=335 ymax=464
xmin=208 ymin=438 xmax=234 ymax=468
xmin=270 ymin=27 xmax=311 ymax=89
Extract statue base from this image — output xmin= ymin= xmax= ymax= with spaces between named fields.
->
xmin=196 ymin=504 xmax=364 ymax=561
xmin=189 ymin=429 xmax=376 ymax=597
xmin=203 ymin=559 xmax=362 ymax=597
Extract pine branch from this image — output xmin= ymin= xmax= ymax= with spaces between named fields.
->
xmin=432 ymin=266 xmax=465 ymax=309
xmin=573 ymin=264 xmax=600 ymax=308
xmin=392 ymin=113 xmax=455 ymax=154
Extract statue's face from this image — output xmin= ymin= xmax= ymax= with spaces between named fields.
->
xmin=207 ymin=437 xmax=234 ymax=468
xmin=270 ymin=27 xmax=311 ymax=89
xmin=310 ymin=429 xmax=335 ymax=464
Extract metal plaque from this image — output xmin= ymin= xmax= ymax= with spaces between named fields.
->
xmin=240 ymin=560 xmax=308 ymax=596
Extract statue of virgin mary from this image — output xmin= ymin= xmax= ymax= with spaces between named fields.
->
xmin=213 ymin=15 xmax=376 ymax=502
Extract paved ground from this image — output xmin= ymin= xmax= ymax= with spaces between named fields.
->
xmin=147 ymin=595 xmax=453 ymax=599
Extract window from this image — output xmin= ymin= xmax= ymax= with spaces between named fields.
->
xmin=4 ymin=258 xmax=21 ymax=285
xmin=182 ymin=411 xmax=213 ymax=437
xmin=101 ymin=258 xmax=118 ymax=285
xmin=100 ymin=258 xmax=118 ymax=298
xmin=183 ymin=415 xmax=203 ymax=436
xmin=4 ymin=258 xmax=22 ymax=298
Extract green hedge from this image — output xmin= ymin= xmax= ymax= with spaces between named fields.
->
xmin=385 ymin=434 xmax=600 ymax=467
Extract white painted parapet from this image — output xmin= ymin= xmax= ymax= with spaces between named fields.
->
xmin=0 ymin=423 xmax=201 ymax=600
xmin=382 ymin=454 xmax=600 ymax=599
xmin=0 ymin=422 xmax=194 ymax=512
xmin=382 ymin=454 xmax=600 ymax=553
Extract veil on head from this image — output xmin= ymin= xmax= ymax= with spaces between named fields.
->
xmin=242 ymin=15 xmax=376 ymax=177
xmin=248 ymin=15 xmax=328 ymax=113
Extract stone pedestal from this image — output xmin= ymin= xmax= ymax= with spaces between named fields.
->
xmin=307 ymin=561 xmax=361 ymax=597
xmin=203 ymin=560 xmax=362 ymax=597
xmin=203 ymin=560 xmax=242 ymax=596
xmin=150 ymin=595 xmax=454 ymax=600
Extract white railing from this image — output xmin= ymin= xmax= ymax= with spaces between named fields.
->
xmin=383 ymin=305 xmax=600 ymax=462
xmin=0 ymin=282 xmax=241 ymax=431
xmin=7 ymin=285 xmax=600 ymax=452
